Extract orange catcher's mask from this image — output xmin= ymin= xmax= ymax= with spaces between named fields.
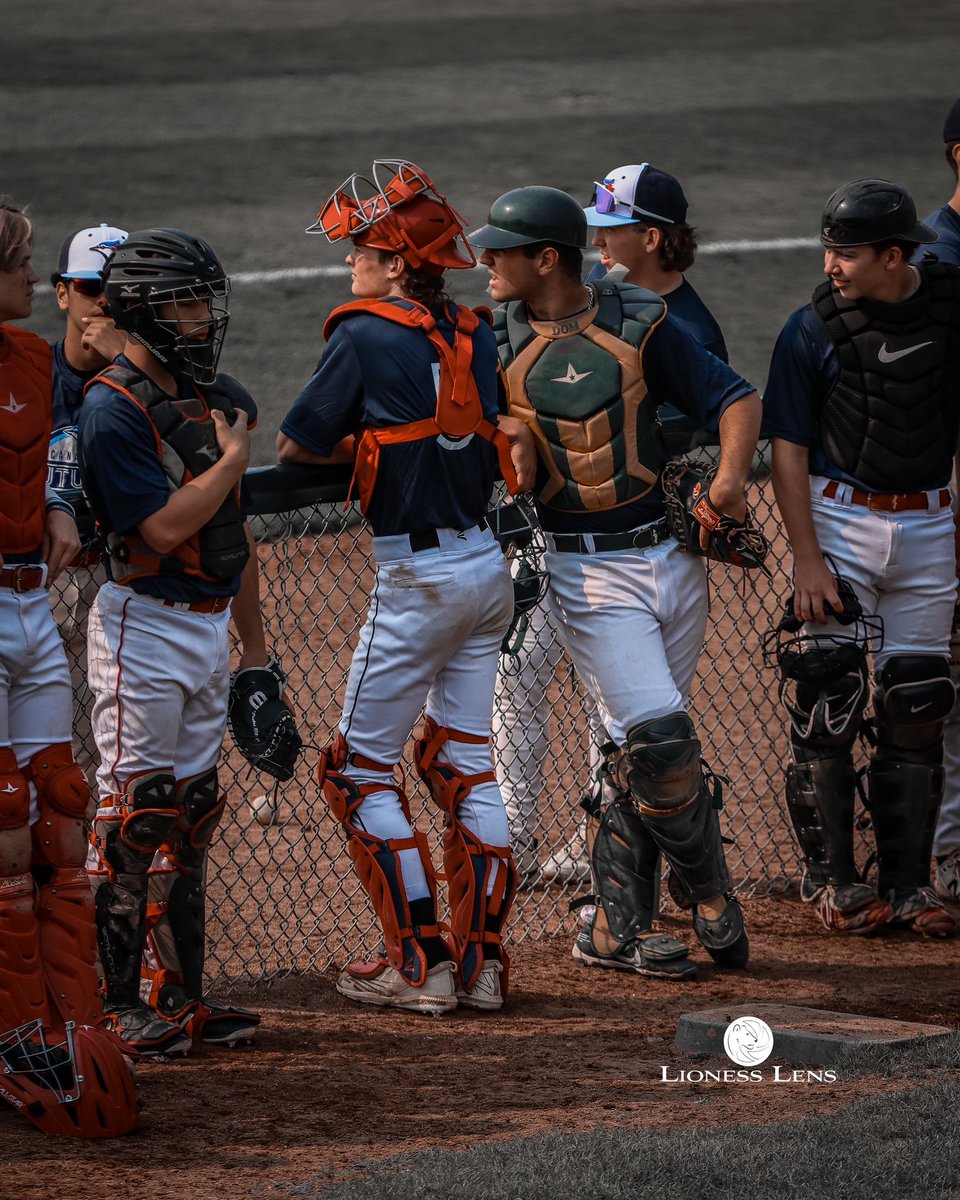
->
xmin=308 ymin=159 xmax=476 ymax=274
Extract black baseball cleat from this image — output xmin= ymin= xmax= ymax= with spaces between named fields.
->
xmin=572 ymin=919 xmax=698 ymax=980
xmin=103 ymin=1004 xmax=192 ymax=1058
xmin=157 ymin=985 xmax=260 ymax=1048
xmin=692 ymin=896 xmax=750 ymax=968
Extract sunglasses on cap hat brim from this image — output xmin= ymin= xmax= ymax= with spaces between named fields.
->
xmin=588 ymin=180 xmax=676 ymax=225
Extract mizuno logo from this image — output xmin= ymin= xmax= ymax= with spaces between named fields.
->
xmin=0 ymin=393 xmax=26 ymax=413
xmin=551 ymin=363 xmax=593 ymax=385
xmin=878 ymin=341 xmax=933 ymax=364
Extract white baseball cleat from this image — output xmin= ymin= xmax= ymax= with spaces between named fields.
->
xmin=336 ymin=959 xmax=458 ymax=1015
xmin=540 ymin=838 xmax=590 ymax=885
xmin=934 ymin=848 xmax=960 ymax=906
xmin=456 ymin=960 xmax=504 ymax=1011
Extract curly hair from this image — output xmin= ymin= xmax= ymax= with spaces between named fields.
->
xmin=401 ymin=266 xmax=452 ymax=308
xmin=647 ymin=222 xmax=698 ymax=274
xmin=0 ymin=201 xmax=32 ymax=274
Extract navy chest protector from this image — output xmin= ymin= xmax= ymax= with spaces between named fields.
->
xmin=813 ymin=261 xmax=960 ymax=491
xmin=88 ymin=364 xmax=250 ymax=583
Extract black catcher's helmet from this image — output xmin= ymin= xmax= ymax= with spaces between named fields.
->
xmin=469 ymin=186 xmax=587 ymax=250
xmin=820 ymin=179 xmax=938 ymax=249
xmin=104 ymin=228 xmax=230 ymax=384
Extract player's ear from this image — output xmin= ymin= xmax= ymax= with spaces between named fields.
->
xmin=55 ymin=281 xmax=70 ymax=312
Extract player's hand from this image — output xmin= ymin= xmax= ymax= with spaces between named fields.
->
xmin=80 ymin=314 xmax=126 ymax=360
xmin=499 ymin=415 xmax=537 ymax=494
xmin=42 ymin=508 xmax=82 ymax=584
xmin=212 ymin=408 xmax=250 ymax=472
xmin=792 ymin=554 xmax=842 ymax=624
xmin=701 ymin=476 xmax=747 ymax=552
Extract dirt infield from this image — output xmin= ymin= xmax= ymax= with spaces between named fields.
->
xmin=4 ymin=896 xmax=959 ymax=1200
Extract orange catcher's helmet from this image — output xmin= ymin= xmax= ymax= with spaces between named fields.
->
xmin=0 ymin=1020 xmax=141 ymax=1139
xmin=308 ymin=159 xmax=476 ymax=274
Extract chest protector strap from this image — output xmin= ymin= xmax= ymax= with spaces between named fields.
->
xmin=323 ymin=299 xmax=519 ymax=515
xmin=0 ymin=327 xmax=53 ymax=556
xmin=90 ymin=364 xmax=249 ymax=584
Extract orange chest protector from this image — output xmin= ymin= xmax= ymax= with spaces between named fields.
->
xmin=322 ymin=298 xmax=519 ymax=515
xmin=0 ymin=327 xmax=53 ymax=556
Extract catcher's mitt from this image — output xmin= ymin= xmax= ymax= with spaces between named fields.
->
xmin=227 ymin=658 xmax=303 ymax=782
xmin=661 ymin=458 xmax=770 ymax=574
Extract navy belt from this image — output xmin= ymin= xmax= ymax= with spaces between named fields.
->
xmin=549 ymin=518 xmax=671 ymax=554
xmin=407 ymin=515 xmax=487 ymax=553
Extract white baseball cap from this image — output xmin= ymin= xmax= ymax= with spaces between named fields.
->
xmin=583 ymin=164 xmax=688 ymax=227
xmin=52 ymin=224 xmax=128 ymax=283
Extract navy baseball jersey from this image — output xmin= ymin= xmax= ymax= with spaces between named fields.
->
xmin=585 ymin=269 xmax=728 ymax=362
xmin=919 ymin=204 xmax=960 ymax=266
xmin=281 ymin=302 xmax=500 ymax=537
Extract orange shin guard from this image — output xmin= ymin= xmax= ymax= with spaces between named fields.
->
xmin=36 ymin=868 xmax=101 ymax=1027
xmin=0 ymin=873 xmax=49 ymax=1029
xmin=318 ymin=736 xmax=442 ymax=986
xmin=413 ymin=717 xmax=517 ymax=991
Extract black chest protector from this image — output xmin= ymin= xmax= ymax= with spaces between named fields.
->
xmin=493 ymin=283 xmax=666 ymax=512
xmin=89 ymin=364 xmax=250 ymax=583
xmin=813 ymin=261 xmax=960 ymax=491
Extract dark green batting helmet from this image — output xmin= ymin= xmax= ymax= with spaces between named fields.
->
xmin=468 ymin=186 xmax=587 ymax=250
xmin=820 ymin=179 xmax=938 ymax=248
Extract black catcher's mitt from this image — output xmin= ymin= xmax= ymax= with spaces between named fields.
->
xmin=227 ymin=658 xmax=303 ymax=782
xmin=661 ymin=458 xmax=770 ymax=574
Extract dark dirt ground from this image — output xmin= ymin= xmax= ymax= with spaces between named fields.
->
xmin=4 ymin=897 xmax=959 ymax=1200
xmin=4 ymin=2 xmax=960 ymax=1196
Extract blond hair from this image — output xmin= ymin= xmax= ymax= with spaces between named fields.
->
xmin=0 ymin=202 xmax=33 ymax=272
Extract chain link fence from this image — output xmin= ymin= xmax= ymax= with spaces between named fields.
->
xmin=61 ymin=445 xmax=805 ymax=986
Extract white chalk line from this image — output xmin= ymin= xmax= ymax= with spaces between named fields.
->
xmin=33 ymin=236 xmax=820 ymax=296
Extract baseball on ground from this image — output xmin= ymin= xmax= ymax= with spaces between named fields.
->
xmin=250 ymin=794 xmax=278 ymax=827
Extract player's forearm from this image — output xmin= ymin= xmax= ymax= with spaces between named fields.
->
xmin=276 ymin=432 xmax=355 ymax=465
xmin=710 ymin=391 xmax=761 ymax=506
xmin=138 ymin=455 xmax=246 ymax=555
xmin=231 ymin=525 xmax=269 ymax=669
xmin=771 ymin=438 xmax=823 ymax=564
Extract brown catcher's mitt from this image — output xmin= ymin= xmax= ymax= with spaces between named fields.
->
xmin=661 ymin=458 xmax=770 ymax=574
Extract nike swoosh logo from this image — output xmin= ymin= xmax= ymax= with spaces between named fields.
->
xmin=877 ymin=341 xmax=933 ymax=364
xmin=910 ymin=703 xmax=932 ymax=714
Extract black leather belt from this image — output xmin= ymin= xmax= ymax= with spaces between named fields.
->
xmin=408 ymin=515 xmax=487 ymax=553
xmin=549 ymin=518 xmax=671 ymax=554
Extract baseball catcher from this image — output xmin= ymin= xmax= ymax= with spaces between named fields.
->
xmin=662 ymin=457 xmax=770 ymax=573
xmin=228 ymin=657 xmax=303 ymax=781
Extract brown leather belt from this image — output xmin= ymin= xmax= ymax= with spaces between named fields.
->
xmin=821 ymin=479 xmax=951 ymax=512
xmin=0 ymin=564 xmax=47 ymax=592
xmin=161 ymin=596 xmax=232 ymax=614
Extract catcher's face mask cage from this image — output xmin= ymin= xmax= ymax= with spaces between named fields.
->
xmin=763 ymin=572 xmax=884 ymax=742
xmin=307 ymin=159 xmax=477 ymax=273
xmin=489 ymin=500 xmax=551 ymax=658
xmin=144 ymin=279 xmax=231 ymax=385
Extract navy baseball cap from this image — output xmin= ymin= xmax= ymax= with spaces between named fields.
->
xmin=944 ymin=98 xmax=960 ymax=143
xmin=583 ymin=164 xmax=688 ymax=227
xmin=52 ymin=223 xmax=128 ymax=284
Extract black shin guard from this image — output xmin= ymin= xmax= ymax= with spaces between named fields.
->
xmin=867 ymin=759 xmax=943 ymax=896
xmin=784 ymin=757 xmax=859 ymax=888
xmin=590 ymin=800 xmax=660 ymax=943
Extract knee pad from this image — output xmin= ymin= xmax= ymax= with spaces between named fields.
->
xmin=28 ymin=744 xmax=90 ymax=819
xmin=624 ymin=713 xmax=701 ymax=813
xmin=91 ymin=771 xmax=178 ymax=881
xmin=29 ymin=744 xmax=90 ymax=869
xmin=414 ymin=718 xmax=515 ymax=991
xmin=318 ymin=736 xmax=439 ymax=987
xmin=0 ymin=747 xmax=29 ymax=831
xmin=874 ymin=655 xmax=955 ymax=758
xmin=166 ymin=769 xmax=224 ymax=861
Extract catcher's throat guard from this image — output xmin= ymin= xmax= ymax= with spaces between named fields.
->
xmin=308 ymin=159 xmax=476 ymax=273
